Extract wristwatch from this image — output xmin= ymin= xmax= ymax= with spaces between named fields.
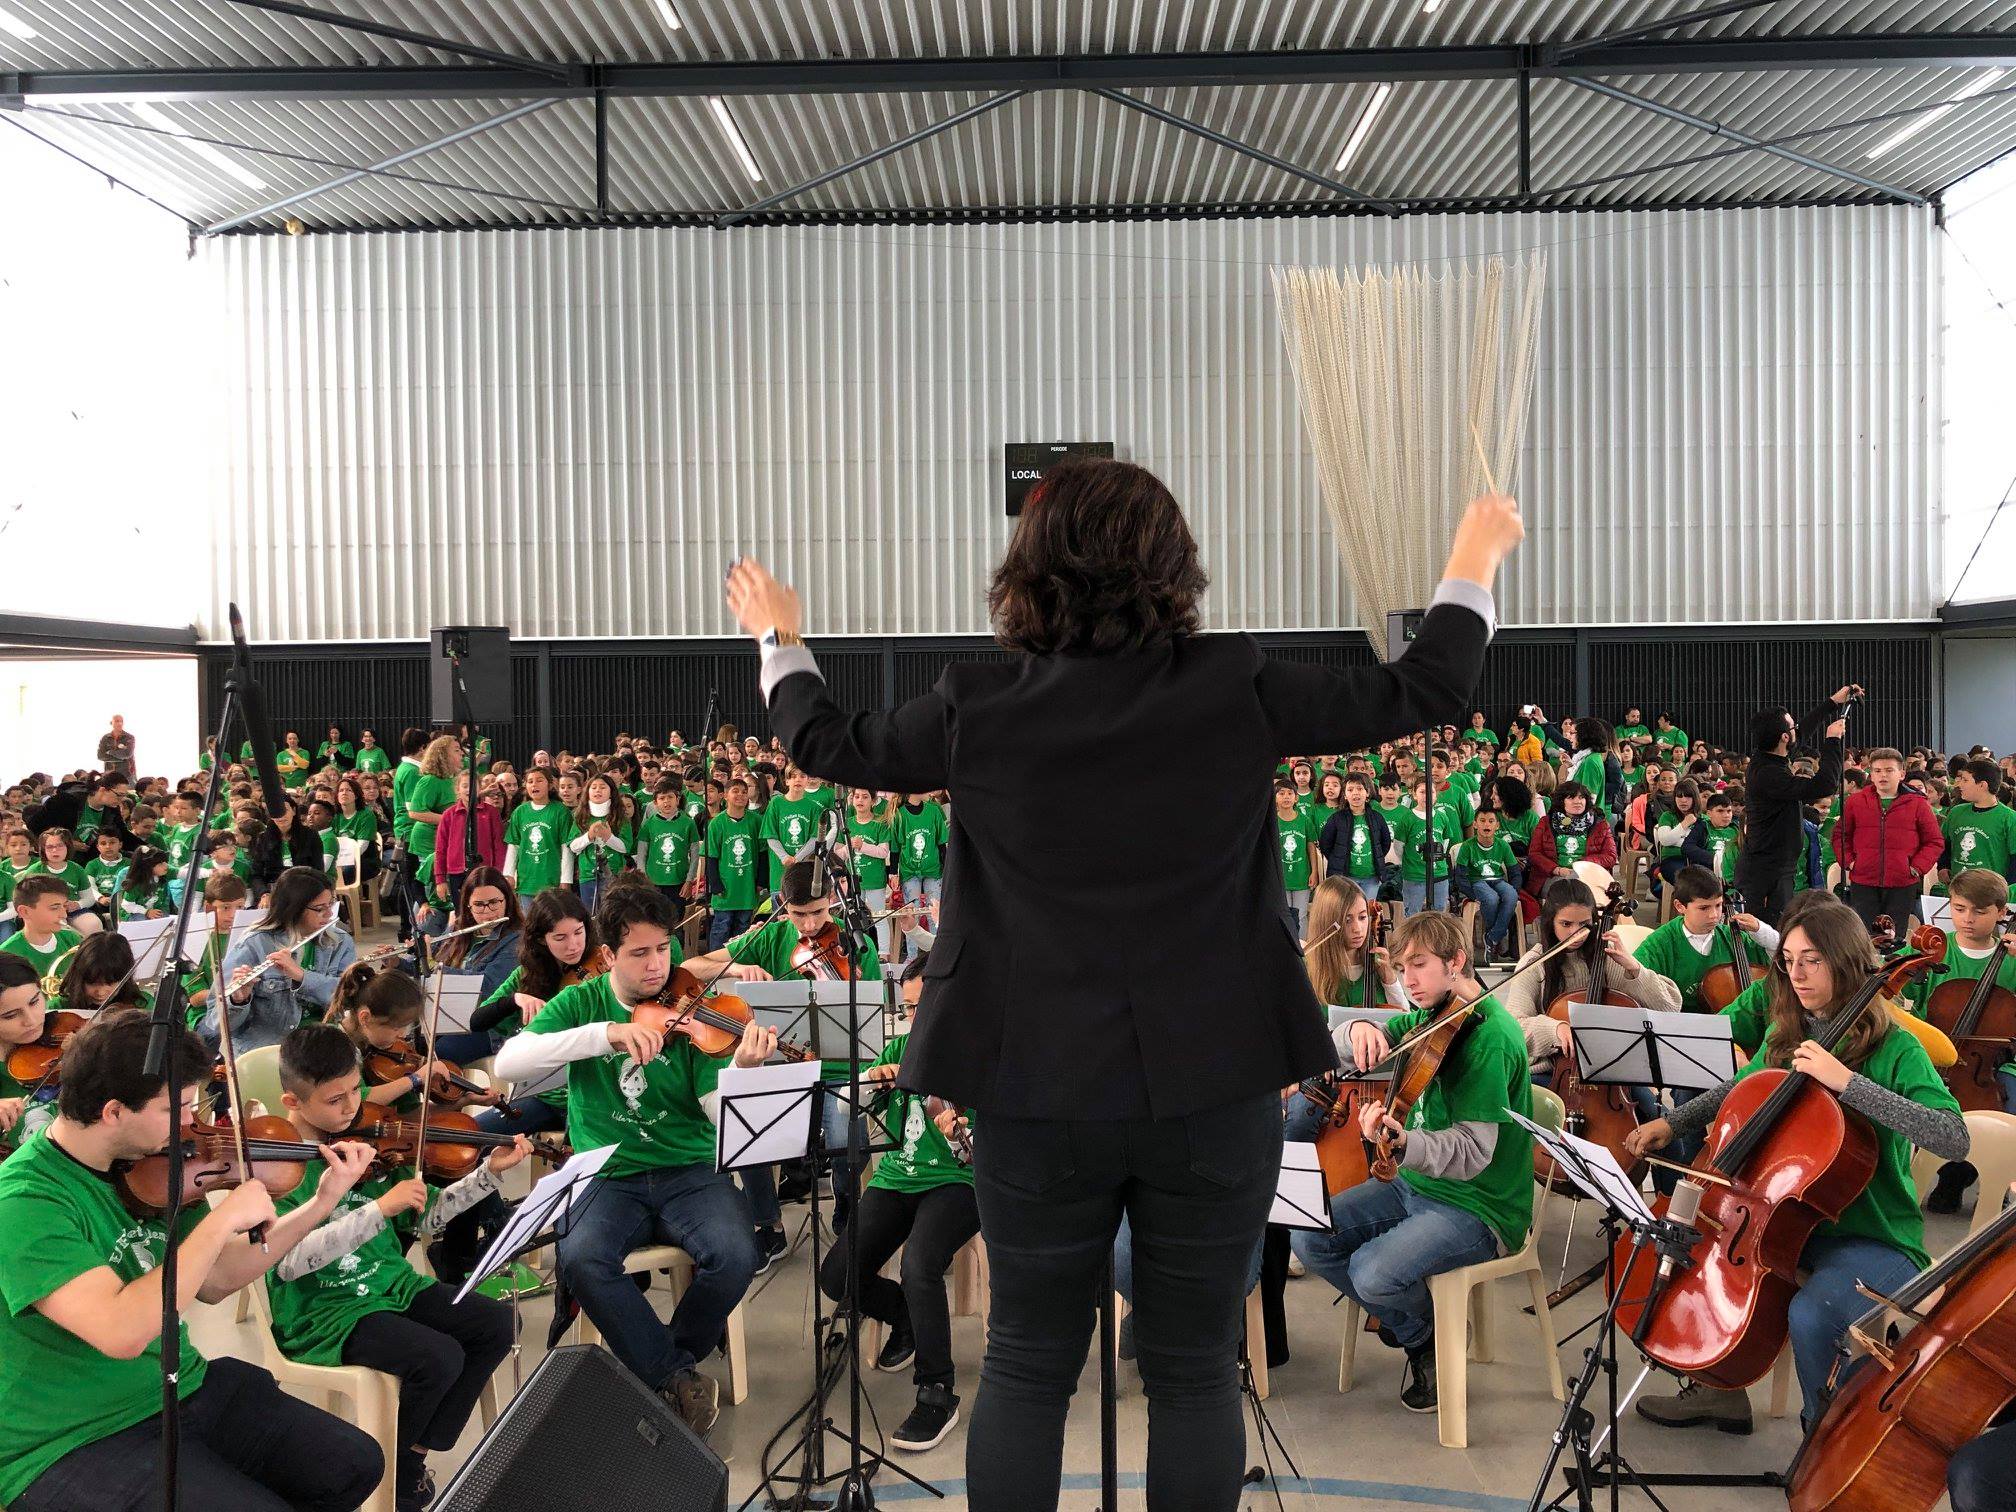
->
xmin=758 ymin=627 xmax=805 ymax=650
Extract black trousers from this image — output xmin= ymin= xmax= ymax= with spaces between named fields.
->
xmin=1847 ymin=882 xmax=1923 ymax=930
xmin=817 ymin=1181 xmax=981 ymax=1389
xmin=12 ymin=1355 xmax=382 ymax=1512
xmin=341 ymin=1283 xmax=514 ymax=1492
xmin=1734 ymin=859 xmax=1795 ymax=927
xmin=965 ymin=1090 xmax=1282 ymax=1512
xmin=1952 ymin=1417 xmax=2016 ymax=1512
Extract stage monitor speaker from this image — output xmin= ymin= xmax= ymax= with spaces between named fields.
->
xmin=1004 ymin=440 xmax=1115 ymax=516
xmin=435 ymin=1344 xmax=727 ymax=1512
xmin=429 ymin=626 xmax=512 ymax=727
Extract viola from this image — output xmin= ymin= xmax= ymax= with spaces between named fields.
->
xmin=1697 ymin=883 xmax=1769 ymax=1015
xmin=1611 ymin=925 xmax=1948 ymax=1390
xmin=1922 ymin=934 xmax=2016 ymax=1113
xmin=346 ymin=1102 xmax=566 ymax=1181
xmin=1539 ymin=883 xmax=1643 ymax=1195
xmin=1301 ymin=1068 xmax=1376 ymax=1196
xmin=634 ymin=967 xmax=812 ymax=1062
xmin=5 ymin=1010 xmax=88 ymax=1089
xmin=1370 ymin=997 xmax=1479 ymax=1182
xmin=360 ymin=1042 xmax=493 ymax=1110
xmin=115 ymin=1113 xmax=308 ymax=1218
xmin=924 ymin=1095 xmax=973 ymax=1165
xmin=1790 ymin=1197 xmax=2016 ymax=1511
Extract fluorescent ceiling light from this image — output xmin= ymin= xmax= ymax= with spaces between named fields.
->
xmin=1867 ymin=69 xmax=2007 ymax=159
xmin=707 ymin=96 xmax=762 ymax=182
xmin=0 ymin=6 xmax=38 ymax=40
xmin=653 ymin=0 xmax=683 ymax=29
xmin=1335 ymin=82 xmax=1394 ymax=172
xmin=129 ymin=101 xmax=269 ymax=190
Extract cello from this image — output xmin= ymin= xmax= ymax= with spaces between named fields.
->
xmin=1611 ymin=925 xmax=1947 ymax=1389
xmin=1697 ymin=883 xmax=1769 ymax=1015
xmin=1788 ymin=1197 xmax=2016 ymax=1512
xmin=1538 ymin=882 xmax=1643 ymax=1194
xmin=1921 ymin=931 xmax=2016 ymax=1113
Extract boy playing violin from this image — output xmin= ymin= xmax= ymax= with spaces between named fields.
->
xmin=0 ymin=1010 xmax=383 ymax=1511
xmin=1911 ymin=867 xmax=2016 ymax=1211
xmin=268 ymin=1022 xmax=527 ymax=1512
xmin=1291 ymin=910 xmax=1534 ymax=1414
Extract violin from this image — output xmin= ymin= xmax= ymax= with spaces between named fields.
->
xmin=346 ymin=1102 xmax=565 ymax=1181
xmin=361 ymin=1042 xmax=494 ymax=1110
xmin=5 ymin=1010 xmax=88 ymax=1089
xmin=1611 ymin=924 xmax=1948 ymax=1390
xmin=115 ymin=1113 xmax=308 ymax=1218
xmin=634 ymin=966 xmax=812 ymax=1062
xmin=1370 ymin=996 xmax=1480 ymax=1182
xmin=792 ymin=922 xmax=858 ymax=981
xmin=1921 ymin=929 xmax=2016 ymax=1112
xmin=1697 ymin=883 xmax=1769 ymax=1015
xmin=1788 ymin=1197 xmax=2016 ymax=1512
xmin=1539 ymin=882 xmax=1644 ymax=1195
xmin=924 ymin=1095 xmax=973 ymax=1165
xmin=1302 ymin=1065 xmax=1377 ymax=1195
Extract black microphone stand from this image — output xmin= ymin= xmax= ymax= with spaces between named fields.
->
xmin=140 ymin=637 xmax=265 ymax=1512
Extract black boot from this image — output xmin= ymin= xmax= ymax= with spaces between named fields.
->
xmin=876 ymin=1310 xmax=917 ymax=1373
xmin=1400 ymin=1337 xmax=1437 ymax=1414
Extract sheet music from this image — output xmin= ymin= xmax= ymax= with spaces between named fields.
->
xmin=733 ymin=979 xmax=886 ymax=1062
xmin=227 ymin=906 xmax=270 ymax=955
xmin=452 ymin=1141 xmax=616 ymax=1304
xmin=421 ymin=972 xmax=486 ymax=1036
xmin=716 ymin=1060 xmax=823 ymax=1171
xmin=1509 ymin=1110 xmax=1655 ymax=1224
xmin=1567 ymin=1002 xmax=1738 ymax=1091
xmin=119 ymin=914 xmax=214 ymax=976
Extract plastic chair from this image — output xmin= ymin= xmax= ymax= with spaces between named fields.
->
xmin=1912 ymin=1109 xmax=2016 ymax=1239
xmin=564 ymin=1244 xmax=751 ymax=1404
xmin=1610 ymin=921 xmax=1653 ymax=954
xmin=233 ymin=1043 xmax=285 ymax=1117
xmin=1336 ymin=1084 xmax=1569 ymax=1448
xmin=1573 ymin=862 xmax=1616 ymax=896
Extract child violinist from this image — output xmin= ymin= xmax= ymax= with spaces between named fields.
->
xmin=269 ymin=1022 xmax=526 ymax=1512
xmin=1625 ymin=898 xmax=1966 ymax=1433
xmin=0 ymin=955 xmax=55 ymax=1149
xmin=1911 ymin=867 xmax=2016 ymax=1212
xmin=1292 ymin=910 xmax=1534 ymax=1416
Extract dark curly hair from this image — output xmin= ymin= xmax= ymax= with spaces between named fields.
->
xmin=987 ymin=458 xmax=1208 ymax=655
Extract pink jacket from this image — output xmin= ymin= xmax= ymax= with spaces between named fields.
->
xmin=435 ymin=800 xmax=505 ymax=877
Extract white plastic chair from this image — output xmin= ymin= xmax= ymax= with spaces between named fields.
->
xmin=564 ymin=1244 xmax=751 ymax=1403
xmin=1912 ymin=1109 xmax=2016 ymax=1239
xmin=1610 ymin=920 xmax=1653 ymax=954
xmin=1336 ymin=1084 xmax=1569 ymax=1448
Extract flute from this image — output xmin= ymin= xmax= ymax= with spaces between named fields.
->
xmin=226 ymin=918 xmax=341 ymax=993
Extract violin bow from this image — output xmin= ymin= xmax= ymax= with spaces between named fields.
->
xmin=211 ymin=950 xmax=266 ymax=1250
xmin=410 ymin=960 xmax=451 ymax=1178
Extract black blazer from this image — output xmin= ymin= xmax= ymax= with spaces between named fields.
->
xmin=767 ymin=600 xmax=1490 ymax=1119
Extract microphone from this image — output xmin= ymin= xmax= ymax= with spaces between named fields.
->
xmin=227 ymin=604 xmax=289 ymax=821
xmin=808 ymin=803 xmax=837 ymax=898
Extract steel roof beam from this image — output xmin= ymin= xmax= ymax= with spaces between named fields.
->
xmin=220 ymin=0 xmax=577 ymax=82
xmin=10 ymin=34 xmax=2016 ymax=103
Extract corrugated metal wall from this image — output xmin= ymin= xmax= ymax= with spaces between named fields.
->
xmin=203 ymin=205 xmax=1938 ymax=643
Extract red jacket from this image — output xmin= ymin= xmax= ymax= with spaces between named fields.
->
xmin=1523 ymin=812 xmax=1618 ymax=899
xmin=1834 ymin=786 xmax=1942 ymax=888
xmin=435 ymin=799 xmax=505 ymax=877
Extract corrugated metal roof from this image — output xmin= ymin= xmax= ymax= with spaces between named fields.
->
xmin=4 ymin=2 xmax=2016 ymax=230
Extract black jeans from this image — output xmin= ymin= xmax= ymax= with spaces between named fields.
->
xmin=1952 ymin=1417 xmax=2016 ymax=1512
xmin=341 ymin=1283 xmax=514 ymax=1494
xmin=1847 ymin=882 xmax=1922 ymax=930
xmin=817 ymin=1181 xmax=981 ymax=1390
xmin=966 ymin=1090 xmax=1283 ymax=1512
xmin=12 ymin=1355 xmax=382 ymax=1512
xmin=1735 ymin=860 xmax=1795 ymax=927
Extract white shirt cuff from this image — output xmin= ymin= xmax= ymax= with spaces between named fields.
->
xmin=1430 ymin=578 xmax=1497 ymax=640
xmin=759 ymin=642 xmax=822 ymax=701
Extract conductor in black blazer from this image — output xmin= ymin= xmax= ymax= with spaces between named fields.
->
xmin=727 ymin=461 xmax=1523 ymax=1512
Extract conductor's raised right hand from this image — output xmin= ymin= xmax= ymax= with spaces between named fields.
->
xmin=1443 ymin=493 xmax=1525 ymax=590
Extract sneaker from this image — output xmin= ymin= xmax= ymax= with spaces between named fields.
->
xmin=876 ymin=1312 xmax=917 ymax=1373
xmin=662 ymin=1367 xmax=721 ymax=1439
xmin=890 ymin=1384 xmax=960 ymax=1452
xmin=1400 ymin=1340 xmax=1437 ymax=1413
xmin=1286 ymin=1251 xmax=1305 ymax=1279
xmin=752 ymin=1225 xmax=788 ymax=1276
xmin=1927 ymin=1161 xmax=1976 ymax=1215
xmin=395 ymin=1464 xmax=436 ymax=1512
xmin=1636 ymin=1380 xmax=1754 ymax=1434
xmin=1117 ymin=1313 xmax=1136 ymax=1362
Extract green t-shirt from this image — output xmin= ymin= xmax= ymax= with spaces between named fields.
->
xmin=1570 ymin=751 xmax=1610 ymax=815
xmin=846 ymin=815 xmax=894 ymax=890
xmin=1331 ymin=810 xmax=1382 ymax=879
xmin=84 ymin=857 xmax=127 ymax=898
xmin=1907 ymin=937 xmax=2016 ymax=1023
xmin=639 ymin=810 xmax=702 ymax=887
xmin=1731 ymin=1025 xmax=1956 ymax=1269
xmin=1453 ymin=835 xmax=1515 ymax=882
xmin=1470 ymin=726 xmax=1501 ymax=748
xmin=1390 ymin=805 xmax=1464 ymax=882
xmin=479 ymin=967 xmax=566 ymax=1109
xmin=0 ymin=928 xmax=82 ymax=980
xmin=894 ymin=802 xmax=950 ymax=881
xmin=1375 ymin=799 xmax=1409 ymax=831
xmin=504 ymin=801 xmax=573 ymax=896
xmin=762 ymin=795 xmax=827 ymax=874
xmin=315 ymin=740 xmax=356 ymax=768
xmin=1654 ymin=808 xmax=1694 ymax=862
xmin=332 ymin=809 xmax=378 ymax=849
xmin=1275 ymin=811 xmax=1318 ymax=890
xmin=1381 ymin=997 xmax=1534 ymax=1251
xmin=705 ymin=810 xmax=764 ymax=910
xmin=1655 ymin=727 xmax=1689 ymax=756
xmin=276 ymin=747 xmax=312 ymax=788
xmin=391 ymin=758 xmax=421 ymax=847
xmin=1499 ymin=807 xmax=1541 ymax=849
xmin=525 ymin=967 xmax=721 ymax=1180
xmin=354 ymin=745 xmax=390 ymax=774
xmin=71 ymin=807 xmax=108 ymax=847
xmin=0 ymin=1131 xmax=209 ymax=1506
xmin=866 ymin=1031 xmax=974 ymax=1193
xmin=1718 ymin=980 xmax=1772 ymax=1056
xmin=726 ymin=918 xmax=883 ymax=1079
xmin=25 ymin=860 xmax=90 ymax=903
xmin=1944 ymin=802 xmax=2016 ymax=881
xmin=266 ymin=1161 xmax=430 ymax=1366
xmin=404 ymin=773 xmax=457 ymax=860
xmin=1307 ymin=802 xmax=1340 ymax=838
xmin=157 ymin=821 xmax=201 ymax=870
xmin=1615 ymin=723 xmax=1650 ymax=747
xmin=1634 ymin=917 xmax=1770 ymax=1017
xmin=1700 ymin=821 xmax=1741 ymax=881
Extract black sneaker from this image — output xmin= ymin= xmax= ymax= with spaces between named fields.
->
xmin=890 ymin=1384 xmax=960 ymax=1452
xmin=752 ymin=1225 xmax=788 ymax=1275
xmin=661 ymin=1368 xmax=721 ymax=1439
xmin=1400 ymin=1340 xmax=1437 ymax=1414
xmin=1927 ymin=1161 xmax=1976 ymax=1215
xmin=876 ymin=1312 xmax=917 ymax=1373
xmin=395 ymin=1464 xmax=436 ymax=1512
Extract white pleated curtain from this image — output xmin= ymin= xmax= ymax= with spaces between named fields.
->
xmin=1273 ymin=254 xmax=1547 ymax=657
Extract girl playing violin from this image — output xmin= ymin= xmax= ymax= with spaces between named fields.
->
xmin=268 ymin=1022 xmax=527 ymax=1512
xmin=325 ymin=962 xmax=496 ymax=1114
xmin=1292 ymin=910 xmax=1535 ymax=1417
xmin=0 ymin=955 xmax=54 ymax=1150
xmin=1625 ymin=898 xmax=1967 ymax=1433
xmin=460 ymin=886 xmax=598 ymax=1142
xmin=51 ymin=932 xmax=151 ymax=1018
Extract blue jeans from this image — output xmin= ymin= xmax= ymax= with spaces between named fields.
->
xmin=474 ymin=1096 xmax=568 ymax=1139
xmin=1470 ymin=879 xmax=1518 ymax=945
xmin=1401 ymin=878 xmax=1450 ymax=916
xmin=708 ymin=908 xmax=752 ymax=951
xmin=1291 ymin=1176 xmax=1498 ymax=1350
xmin=433 ymin=1029 xmax=499 ymax=1067
xmin=1790 ymin=1233 xmax=1919 ymax=1426
xmin=555 ymin=1164 xmax=758 ymax=1391
xmin=1284 ymin=889 xmax=1310 ymax=936
xmin=578 ymin=872 xmax=610 ymax=916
